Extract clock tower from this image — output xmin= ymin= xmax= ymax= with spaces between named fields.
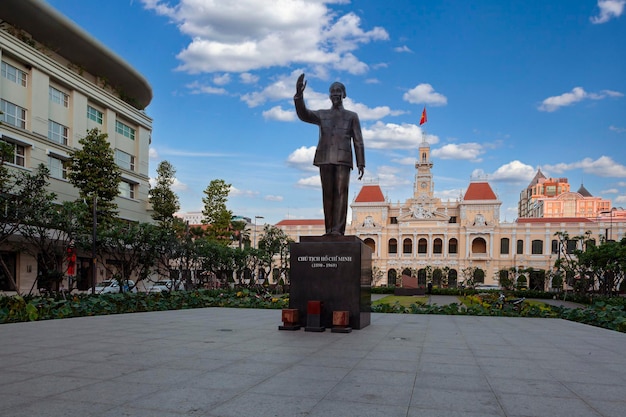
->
xmin=414 ymin=139 xmax=434 ymax=198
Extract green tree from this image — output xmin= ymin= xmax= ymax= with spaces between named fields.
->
xmin=1 ymin=162 xmax=56 ymax=292
xmin=258 ymin=225 xmax=293 ymax=285
xmin=149 ymin=160 xmax=180 ymax=226
xmin=94 ymin=221 xmax=164 ymax=291
xmin=68 ymin=128 xmax=121 ymax=224
xmin=201 ymin=179 xmax=233 ymax=243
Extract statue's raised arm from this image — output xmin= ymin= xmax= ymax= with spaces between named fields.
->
xmin=295 ymin=73 xmax=307 ymax=98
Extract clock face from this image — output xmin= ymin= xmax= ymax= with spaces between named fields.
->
xmin=421 ymin=181 xmax=427 ymax=188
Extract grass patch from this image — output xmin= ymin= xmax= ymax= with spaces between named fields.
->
xmin=372 ymin=295 xmax=428 ymax=307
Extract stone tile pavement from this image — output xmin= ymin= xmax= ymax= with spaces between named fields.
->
xmin=1 ymin=307 xmax=625 ymax=416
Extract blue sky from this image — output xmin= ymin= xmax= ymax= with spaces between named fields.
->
xmin=46 ymin=0 xmax=626 ymax=224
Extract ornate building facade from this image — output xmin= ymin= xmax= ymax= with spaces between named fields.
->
xmin=277 ymin=140 xmax=624 ymax=290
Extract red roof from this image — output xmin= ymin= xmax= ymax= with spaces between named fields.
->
xmin=516 ymin=217 xmax=592 ymax=224
xmin=464 ymin=182 xmax=497 ymax=200
xmin=275 ymin=219 xmax=325 ymax=226
xmin=355 ymin=185 xmax=385 ymax=203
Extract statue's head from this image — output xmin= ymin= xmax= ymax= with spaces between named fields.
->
xmin=329 ymin=82 xmax=346 ymax=99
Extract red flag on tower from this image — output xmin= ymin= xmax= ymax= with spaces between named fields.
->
xmin=419 ymin=107 xmax=427 ymax=125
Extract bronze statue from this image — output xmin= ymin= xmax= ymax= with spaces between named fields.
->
xmin=294 ymin=73 xmax=365 ymax=236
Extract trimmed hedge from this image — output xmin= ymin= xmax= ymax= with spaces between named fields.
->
xmin=0 ymin=289 xmax=287 ymax=324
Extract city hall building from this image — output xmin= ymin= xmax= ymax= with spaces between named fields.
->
xmin=277 ymin=139 xmax=624 ymax=290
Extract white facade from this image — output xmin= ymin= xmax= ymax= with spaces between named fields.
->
xmin=1 ymin=0 xmax=153 ymax=292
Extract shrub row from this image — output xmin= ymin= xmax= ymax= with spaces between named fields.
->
xmin=2 ymin=289 xmax=625 ymax=333
xmin=0 ymin=289 xmax=287 ymax=324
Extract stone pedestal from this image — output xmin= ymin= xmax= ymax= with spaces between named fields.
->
xmin=289 ymin=235 xmax=371 ymax=330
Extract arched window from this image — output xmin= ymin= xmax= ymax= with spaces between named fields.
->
xmin=403 ymin=238 xmax=412 ymax=254
xmin=387 ymin=269 xmax=397 ymax=286
xmin=448 ymin=238 xmax=458 ymax=254
xmin=500 ymin=238 xmax=510 ymax=254
xmin=517 ymin=239 xmax=524 ymax=254
xmin=433 ymin=238 xmax=443 ymax=254
xmin=388 ymin=238 xmax=397 ymax=254
xmin=364 ymin=238 xmax=376 ymax=254
xmin=418 ymin=269 xmax=427 ymax=286
xmin=448 ymin=269 xmax=458 ymax=288
xmin=472 ymin=237 xmax=487 ymax=254
xmin=433 ymin=268 xmax=442 ymax=286
xmin=418 ymin=238 xmax=427 ymax=254
xmin=531 ymin=240 xmax=543 ymax=255
xmin=473 ymin=268 xmax=485 ymax=284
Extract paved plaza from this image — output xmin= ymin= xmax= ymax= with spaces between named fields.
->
xmin=1 ymin=306 xmax=625 ymax=417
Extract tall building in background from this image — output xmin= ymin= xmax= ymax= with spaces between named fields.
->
xmin=1 ymin=0 xmax=153 ymax=291
xmin=518 ymin=169 xmax=611 ymax=219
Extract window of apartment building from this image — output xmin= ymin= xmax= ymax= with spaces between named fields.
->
xmin=1 ymin=61 xmax=27 ymax=87
xmin=551 ymin=239 xmax=559 ymax=254
xmin=388 ymin=238 xmax=397 ymax=254
xmin=448 ymin=238 xmax=458 ymax=254
xmin=0 ymin=139 xmax=25 ymax=166
xmin=417 ymin=238 xmax=427 ymax=254
xmin=531 ymin=239 xmax=543 ymax=255
xmin=448 ymin=216 xmax=457 ymax=223
xmin=48 ymin=156 xmax=67 ymax=179
xmin=500 ymin=238 xmax=510 ymax=254
xmin=390 ymin=217 xmax=398 ymax=224
xmin=119 ymin=181 xmax=135 ymax=199
xmin=115 ymin=149 xmax=135 ymax=171
xmin=566 ymin=239 xmax=577 ymax=254
xmin=49 ymin=86 xmax=69 ymax=107
xmin=433 ymin=238 xmax=443 ymax=254
xmin=116 ymin=120 xmax=135 ymax=140
xmin=403 ymin=238 xmax=412 ymax=254
xmin=516 ymin=239 xmax=524 ymax=254
xmin=87 ymin=105 xmax=103 ymax=124
xmin=48 ymin=120 xmax=69 ymax=145
xmin=0 ymin=100 xmax=27 ymax=129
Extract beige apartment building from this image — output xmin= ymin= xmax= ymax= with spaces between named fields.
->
xmin=277 ymin=139 xmax=624 ymax=290
xmin=1 ymin=0 xmax=153 ymax=292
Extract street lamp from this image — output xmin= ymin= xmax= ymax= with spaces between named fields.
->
xmin=91 ymin=195 xmax=97 ymax=295
xmin=253 ymin=215 xmax=264 ymax=248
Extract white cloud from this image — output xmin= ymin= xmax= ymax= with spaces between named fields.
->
xmin=542 ymin=156 xmax=626 ymax=177
xmin=432 ymin=143 xmax=484 ymax=162
xmin=172 ymin=178 xmax=188 ymax=192
xmin=212 ymin=73 xmax=231 ymax=86
xmin=371 ymin=165 xmax=411 ymax=188
xmin=297 ymin=175 xmax=321 ymax=188
xmin=590 ymin=0 xmax=626 ymax=24
xmin=609 ymin=125 xmax=626 ymax=133
xmin=363 ymin=121 xmax=438 ymax=149
xmin=394 ymin=45 xmax=412 ymax=53
xmin=149 ymin=147 xmax=159 ymax=159
xmin=265 ymin=195 xmax=284 ymax=202
xmin=538 ymin=87 xmax=623 ymax=112
xmin=230 ymin=186 xmax=259 ymax=198
xmin=263 ymin=106 xmax=296 ymax=121
xmin=601 ymin=188 xmax=619 ymax=194
xmin=239 ymin=73 xmax=259 ymax=84
xmin=287 ymin=146 xmax=317 ymax=171
xmin=403 ymin=83 xmax=448 ymax=106
xmin=186 ymin=81 xmax=228 ymax=95
xmin=616 ymin=195 xmax=626 ymax=203
xmin=473 ymin=160 xmax=536 ymax=183
xmin=142 ymin=1 xmax=388 ymax=74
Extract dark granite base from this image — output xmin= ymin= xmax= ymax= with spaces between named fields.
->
xmin=289 ymin=235 xmax=372 ymax=330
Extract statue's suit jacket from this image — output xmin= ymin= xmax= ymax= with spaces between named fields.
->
xmin=294 ymin=96 xmax=365 ymax=170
